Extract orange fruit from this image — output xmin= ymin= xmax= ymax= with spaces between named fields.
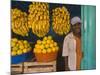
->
xmin=34 ymin=48 xmax=37 ymax=53
xmin=42 ymin=40 xmax=46 ymax=45
xmin=42 ymin=49 xmax=46 ymax=54
xmin=35 ymin=44 xmax=40 ymax=49
xmin=17 ymin=50 xmax=23 ymax=55
xmin=51 ymin=40 xmax=54 ymax=43
xmin=11 ymin=50 xmax=17 ymax=56
xmin=47 ymin=48 xmax=52 ymax=53
xmin=50 ymin=43 xmax=54 ymax=48
xmin=36 ymin=49 xmax=41 ymax=53
xmin=40 ymin=44 xmax=44 ymax=50
xmin=23 ymin=49 xmax=27 ymax=53
xmin=46 ymin=40 xmax=51 ymax=44
xmin=48 ymin=36 xmax=52 ymax=40
xmin=45 ymin=44 xmax=49 ymax=48
xmin=52 ymin=47 xmax=56 ymax=52
xmin=43 ymin=37 xmax=48 ymax=41
xmin=37 ymin=40 xmax=42 ymax=44
xmin=54 ymin=42 xmax=57 ymax=47
xmin=55 ymin=46 xmax=59 ymax=51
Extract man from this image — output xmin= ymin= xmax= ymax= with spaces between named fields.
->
xmin=62 ymin=16 xmax=83 ymax=71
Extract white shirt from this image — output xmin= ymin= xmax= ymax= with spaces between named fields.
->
xmin=62 ymin=32 xmax=76 ymax=70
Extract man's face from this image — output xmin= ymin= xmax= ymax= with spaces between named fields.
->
xmin=72 ymin=23 xmax=81 ymax=36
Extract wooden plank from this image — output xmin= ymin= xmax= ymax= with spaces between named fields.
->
xmin=11 ymin=63 xmax=23 ymax=74
xmin=24 ymin=61 xmax=56 ymax=73
xmin=24 ymin=67 xmax=54 ymax=73
xmin=24 ymin=61 xmax=56 ymax=66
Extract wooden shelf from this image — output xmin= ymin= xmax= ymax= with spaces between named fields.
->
xmin=11 ymin=61 xmax=56 ymax=74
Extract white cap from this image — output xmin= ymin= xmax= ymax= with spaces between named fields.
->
xmin=71 ymin=16 xmax=81 ymax=25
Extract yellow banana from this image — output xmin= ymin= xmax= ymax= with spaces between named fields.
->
xmin=28 ymin=2 xmax=50 ymax=37
xmin=52 ymin=6 xmax=70 ymax=35
xmin=11 ymin=8 xmax=29 ymax=36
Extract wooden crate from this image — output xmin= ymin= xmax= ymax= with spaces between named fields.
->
xmin=11 ymin=63 xmax=23 ymax=74
xmin=24 ymin=61 xmax=56 ymax=73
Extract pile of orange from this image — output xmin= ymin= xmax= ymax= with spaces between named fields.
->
xmin=33 ymin=36 xmax=59 ymax=62
xmin=11 ymin=38 xmax=31 ymax=56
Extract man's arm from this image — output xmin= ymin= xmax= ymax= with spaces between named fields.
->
xmin=62 ymin=36 xmax=69 ymax=70
xmin=65 ymin=56 xmax=70 ymax=71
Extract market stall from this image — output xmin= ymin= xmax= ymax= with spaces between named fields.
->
xmin=11 ymin=1 xmax=81 ymax=74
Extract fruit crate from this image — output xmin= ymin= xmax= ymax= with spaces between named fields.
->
xmin=11 ymin=50 xmax=33 ymax=64
xmin=23 ymin=61 xmax=56 ymax=73
xmin=11 ymin=63 xmax=23 ymax=74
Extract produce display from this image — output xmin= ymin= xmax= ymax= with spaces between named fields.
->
xmin=34 ymin=36 xmax=59 ymax=54
xmin=28 ymin=2 xmax=50 ymax=37
xmin=11 ymin=2 xmax=71 ymax=63
xmin=11 ymin=38 xmax=31 ymax=56
xmin=52 ymin=6 xmax=70 ymax=35
xmin=33 ymin=36 xmax=59 ymax=62
xmin=11 ymin=8 xmax=29 ymax=36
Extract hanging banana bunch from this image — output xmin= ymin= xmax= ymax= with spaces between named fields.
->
xmin=52 ymin=6 xmax=70 ymax=35
xmin=11 ymin=8 xmax=29 ymax=36
xmin=28 ymin=2 xmax=50 ymax=37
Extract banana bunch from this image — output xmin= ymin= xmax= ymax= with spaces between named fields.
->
xmin=28 ymin=2 xmax=50 ymax=37
xmin=11 ymin=8 xmax=29 ymax=36
xmin=52 ymin=6 xmax=70 ymax=35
